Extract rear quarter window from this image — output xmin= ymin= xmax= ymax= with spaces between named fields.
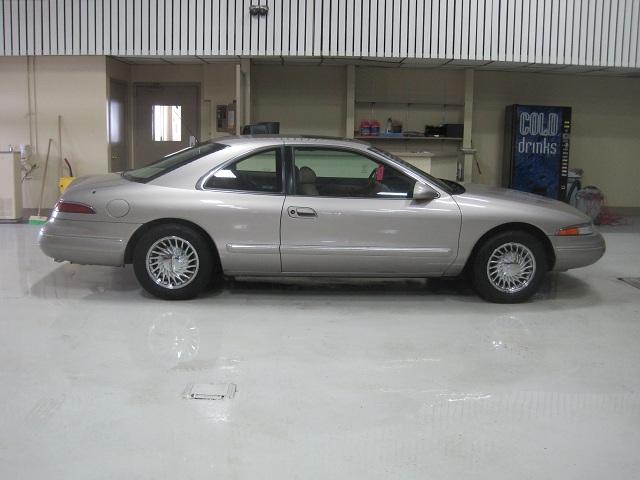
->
xmin=203 ymin=148 xmax=283 ymax=193
xmin=123 ymin=143 xmax=227 ymax=183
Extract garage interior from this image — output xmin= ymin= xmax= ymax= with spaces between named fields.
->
xmin=1 ymin=1 xmax=640 ymax=478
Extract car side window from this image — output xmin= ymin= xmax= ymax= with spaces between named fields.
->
xmin=203 ymin=148 xmax=283 ymax=193
xmin=293 ymin=147 xmax=416 ymax=198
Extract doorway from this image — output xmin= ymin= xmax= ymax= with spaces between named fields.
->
xmin=133 ymin=84 xmax=200 ymax=168
xmin=108 ymin=79 xmax=129 ymax=172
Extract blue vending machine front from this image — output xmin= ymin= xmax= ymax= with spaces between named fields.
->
xmin=503 ymin=105 xmax=571 ymax=201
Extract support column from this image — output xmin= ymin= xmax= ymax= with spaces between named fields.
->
xmin=235 ymin=64 xmax=242 ymax=135
xmin=345 ymin=64 xmax=355 ymax=138
xmin=241 ymin=58 xmax=251 ymax=127
xmin=235 ymin=60 xmax=251 ymax=134
xmin=461 ymin=68 xmax=476 ymax=183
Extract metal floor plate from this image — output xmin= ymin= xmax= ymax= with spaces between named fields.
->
xmin=182 ymin=383 xmax=237 ymax=400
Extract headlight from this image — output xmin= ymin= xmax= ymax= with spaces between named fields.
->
xmin=557 ymin=223 xmax=594 ymax=236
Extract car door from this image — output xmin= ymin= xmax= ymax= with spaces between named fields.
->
xmin=199 ymin=146 xmax=285 ymax=275
xmin=280 ymin=146 xmax=461 ymax=275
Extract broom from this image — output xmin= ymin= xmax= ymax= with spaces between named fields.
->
xmin=28 ymin=138 xmax=53 ymax=225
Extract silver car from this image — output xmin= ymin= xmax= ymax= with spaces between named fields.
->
xmin=39 ymin=136 xmax=605 ymax=303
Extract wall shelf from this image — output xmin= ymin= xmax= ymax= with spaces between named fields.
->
xmin=354 ymin=136 xmax=463 ymax=141
xmin=346 ymin=67 xmax=475 ymax=182
xmin=389 ymin=152 xmax=458 ymax=158
xmin=355 ymin=100 xmax=464 ymax=108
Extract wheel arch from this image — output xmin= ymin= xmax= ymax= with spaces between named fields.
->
xmin=124 ymin=218 xmax=222 ymax=271
xmin=464 ymin=222 xmax=556 ymax=272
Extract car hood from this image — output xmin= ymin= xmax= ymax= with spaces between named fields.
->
xmin=454 ymin=183 xmax=592 ymax=229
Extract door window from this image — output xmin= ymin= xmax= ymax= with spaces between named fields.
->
xmin=293 ymin=148 xmax=416 ymax=198
xmin=204 ymin=148 xmax=283 ymax=193
xmin=152 ymin=105 xmax=182 ymax=141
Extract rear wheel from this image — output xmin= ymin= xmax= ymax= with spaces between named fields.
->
xmin=472 ymin=230 xmax=547 ymax=303
xmin=133 ymin=223 xmax=215 ymax=300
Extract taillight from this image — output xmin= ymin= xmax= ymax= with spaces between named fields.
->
xmin=54 ymin=201 xmax=96 ymax=214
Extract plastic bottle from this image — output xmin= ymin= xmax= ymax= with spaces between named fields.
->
xmin=370 ymin=120 xmax=380 ymax=136
xmin=359 ymin=120 xmax=371 ymax=136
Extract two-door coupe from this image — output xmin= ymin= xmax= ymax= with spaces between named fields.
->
xmin=39 ymin=136 xmax=605 ymax=302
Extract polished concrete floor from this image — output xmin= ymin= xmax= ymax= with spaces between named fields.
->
xmin=1 ymin=219 xmax=639 ymax=479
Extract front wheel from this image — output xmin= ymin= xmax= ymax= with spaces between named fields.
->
xmin=471 ymin=230 xmax=547 ymax=303
xmin=133 ymin=223 xmax=215 ymax=300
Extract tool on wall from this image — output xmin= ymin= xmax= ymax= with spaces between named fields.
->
xmin=19 ymin=144 xmax=36 ymax=181
xmin=56 ymin=115 xmax=75 ymax=194
xmin=57 ymin=115 xmax=62 ymax=177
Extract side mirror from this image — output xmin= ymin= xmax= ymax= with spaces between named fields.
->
xmin=412 ymin=183 xmax=440 ymax=201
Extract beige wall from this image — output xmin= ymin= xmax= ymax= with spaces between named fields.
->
xmin=106 ymin=56 xmax=131 ymax=83
xmin=0 ymin=57 xmax=30 ymax=155
xmin=356 ymin=67 xmax=465 ymax=178
xmin=0 ymin=56 xmax=108 ymax=209
xmin=245 ymin=65 xmax=640 ymax=204
xmin=251 ymin=64 xmax=347 ymax=136
xmin=249 ymin=65 xmax=466 ymax=179
xmin=2 ymin=56 xmax=638 ymax=209
xmin=356 ymin=67 xmax=465 ymax=104
xmin=473 ymin=71 xmax=640 ymax=207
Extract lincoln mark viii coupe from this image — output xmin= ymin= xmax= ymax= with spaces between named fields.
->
xmin=39 ymin=136 xmax=605 ymax=302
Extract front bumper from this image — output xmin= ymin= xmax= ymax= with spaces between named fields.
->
xmin=38 ymin=217 xmax=141 ymax=266
xmin=550 ymin=231 xmax=606 ymax=271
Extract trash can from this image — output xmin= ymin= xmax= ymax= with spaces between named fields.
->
xmin=576 ymin=186 xmax=604 ymax=223
xmin=566 ymin=168 xmax=583 ymax=206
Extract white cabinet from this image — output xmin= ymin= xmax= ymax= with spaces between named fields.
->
xmin=0 ymin=152 xmax=23 ymax=222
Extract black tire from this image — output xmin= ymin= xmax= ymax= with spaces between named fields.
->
xmin=471 ymin=230 xmax=547 ymax=303
xmin=133 ymin=223 xmax=216 ymax=300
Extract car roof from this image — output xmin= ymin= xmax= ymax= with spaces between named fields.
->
xmin=213 ymin=135 xmax=371 ymax=150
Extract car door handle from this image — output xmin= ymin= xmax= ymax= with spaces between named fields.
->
xmin=288 ymin=206 xmax=317 ymax=218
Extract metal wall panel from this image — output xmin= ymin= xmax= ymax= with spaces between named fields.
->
xmin=361 ymin=0 xmax=370 ymax=57
xmin=482 ymin=0 xmax=492 ymax=59
xmin=0 ymin=0 xmax=638 ymax=68
xmin=631 ymin=0 xmax=640 ymax=66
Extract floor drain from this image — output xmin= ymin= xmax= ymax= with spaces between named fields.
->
xmin=618 ymin=277 xmax=640 ymax=290
xmin=183 ymin=383 xmax=237 ymax=400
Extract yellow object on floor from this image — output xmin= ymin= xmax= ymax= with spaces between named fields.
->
xmin=59 ymin=176 xmax=74 ymax=194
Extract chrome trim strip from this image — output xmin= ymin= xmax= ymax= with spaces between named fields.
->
xmin=280 ymin=245 xmax=452 ymax=256
xmin=39 ymin=232 xmax=124 ymax=243
xmin=555 ymin=245 xmax=605 ymax=252
xmin=226 ymin=244 xmax=280 ymax=254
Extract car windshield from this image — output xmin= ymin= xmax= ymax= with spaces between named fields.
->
xmin=368 ymin=146 xmax=461 ymax=195
xmin=122 ymin=142 xmax=227 ymax=182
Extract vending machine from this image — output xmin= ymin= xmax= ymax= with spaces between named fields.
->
xmin=503 ymin=105 xmax=572 ymax=201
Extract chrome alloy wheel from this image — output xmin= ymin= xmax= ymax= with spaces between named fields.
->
xmin=486 ymin=242 xmax=537 ymax=293
xmin=145 ymin=236 xmax=200 ymax=289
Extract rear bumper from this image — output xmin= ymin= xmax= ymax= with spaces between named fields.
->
xmin=38 ymin=217 xmax=141 ymax=266
xmin=550 ymin=231 xmax=606 ymax=271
